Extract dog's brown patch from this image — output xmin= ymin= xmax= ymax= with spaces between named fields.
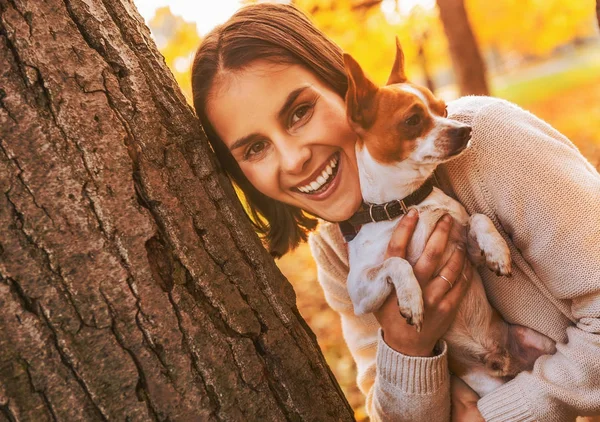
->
xmin=366 ymin=263 xmax=384 ymax=281
xmin=344 ymin=44 xmax=448 ymax=165
xmin=344 ymin=54 xmax=379 ymax=130
xmin=361 ymin=88 xmax=435 ymax=164
xmin=413 ymin=84 xmax=447 ymax=118
xmin=386 ymin=36 xmax=407 ymax=85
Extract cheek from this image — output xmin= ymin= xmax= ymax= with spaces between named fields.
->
xmin=410 ymin=128 xmax=442 ymax=160
xmin=365 ymin=125 xmax=418 ymax=164
xmin=316 ymin=98 xmax=355 ymax=148
xmin=398 ymin=139 xmax=418 ymax=160
xmin=239 ymin=160 xmax=280 ymax=196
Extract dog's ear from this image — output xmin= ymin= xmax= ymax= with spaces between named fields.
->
xmin=343 ymin=53 xmax=378 ymax=130
xmin=386 ymin=36 xmax=407 ymax=85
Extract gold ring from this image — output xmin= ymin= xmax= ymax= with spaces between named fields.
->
xmin=440 ymin=274 xmax=453 ymax=289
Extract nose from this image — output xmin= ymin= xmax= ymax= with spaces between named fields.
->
xmin=279 ymin=140 xmax=312 ymax=175
xmin=448 ymin=125 xmax=472 ymax=143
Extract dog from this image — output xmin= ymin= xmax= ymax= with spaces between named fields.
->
xmin=343 ymin=38 xmax=556 ymax=396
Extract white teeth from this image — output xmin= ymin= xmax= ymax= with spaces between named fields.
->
xmin=296 ymin=154 xmax=339 ymax=194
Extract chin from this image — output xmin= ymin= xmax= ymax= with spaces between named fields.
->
xmin=320 ymin=196 xmax=362 ymax=222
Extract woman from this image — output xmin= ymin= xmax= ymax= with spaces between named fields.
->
xmin=191 ymin=4 xmax=600 ymax=421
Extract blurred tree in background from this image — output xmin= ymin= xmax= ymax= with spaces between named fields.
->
xmin=147 ymin=1 xmax=600 ymax=419
xmin=436 ymin=0 xmax=488 ymax=95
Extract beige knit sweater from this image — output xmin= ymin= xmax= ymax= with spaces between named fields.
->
xmin=308 ymin=96 xmax=600 ymax=422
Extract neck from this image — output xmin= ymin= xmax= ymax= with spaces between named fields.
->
xmin=356 ymin=146 xmax=436 ymax=204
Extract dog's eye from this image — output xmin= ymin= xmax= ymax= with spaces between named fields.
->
xmin=405 ymin=114 xmax=421 ymax=126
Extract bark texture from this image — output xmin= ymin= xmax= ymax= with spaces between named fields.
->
xmin=0 ymin=0 xmax=354 ymax=420
xmin=436 ymin=0 xmax=489 ymax=95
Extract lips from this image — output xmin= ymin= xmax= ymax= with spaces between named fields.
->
xmin=291 ymin=151 xmax=342 ymax=198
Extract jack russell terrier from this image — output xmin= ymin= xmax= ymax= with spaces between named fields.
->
xmin=342 ymin=38 xmax=556 ymax=396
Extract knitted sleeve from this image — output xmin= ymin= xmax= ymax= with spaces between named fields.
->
xmin=308 ymin=223 xmax=451 ymax=421
xmin=471 ymin=98 xmax=600 ymax=422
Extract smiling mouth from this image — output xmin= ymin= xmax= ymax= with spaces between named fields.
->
xmin=292 ymin=152 xmax=341 ymax=195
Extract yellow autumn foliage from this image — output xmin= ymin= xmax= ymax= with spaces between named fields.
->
xmin=146 ymin=2 xmax=600 ymax=420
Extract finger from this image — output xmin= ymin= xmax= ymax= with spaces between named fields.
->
xmin=440 ymin=258 xmax=474 ymax=314
xmin=384 ymin=208 xmax=419 ymax=260
xmin=413 ymin=214 xmax=454 ymax=284
xmin=423 ymin=244 xmax=466 ymax=307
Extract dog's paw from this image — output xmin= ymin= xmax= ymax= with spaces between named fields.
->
xmin=482 ymin=242 xmax=512 ymax=277
xmin=468 ymin=214 xmax=512 ymax=277
xmin=395 ymin=281 xmax=424 ymax=332
xmin=372 ymin=257 xmax=424 ymax=331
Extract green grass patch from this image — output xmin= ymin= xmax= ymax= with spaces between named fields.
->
xmin=492 ymin=47 xmax=600 ymax=106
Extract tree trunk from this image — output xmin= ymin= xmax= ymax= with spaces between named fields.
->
xmin=0 ymin=0 xmax=354 ymax=421
xmin=436 ymin=0 xmax=489 ymax=95
xmin=416 ymin=33 xmax=436 ymax=94
xmin=597 ymin=0 xmax=599 ymax=30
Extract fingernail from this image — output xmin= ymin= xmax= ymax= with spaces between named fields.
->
xmin=443 ymin=214 xmax=452 ymax=223
xmin=408 ymin=208 xmax=418 ymax=217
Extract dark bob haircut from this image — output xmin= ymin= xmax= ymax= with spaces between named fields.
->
xmin=191 ymin=3 xmax=349 ymax=257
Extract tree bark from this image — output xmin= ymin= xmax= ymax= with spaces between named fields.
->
xmin=0 ymin=0 xmax=354 ymax=420
xmin=436 ymin=0 xmax=489 ymax=95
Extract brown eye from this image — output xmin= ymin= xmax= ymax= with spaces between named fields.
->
xmin=250 ymin=143 xmax=264 ymax=153
xmin=245 ymin=141 xmax=267 ymax=159
xmin=405 ymin=114 xmax=421 ymax=126
xmin=290 ymin=104 xmax=312 ymax=126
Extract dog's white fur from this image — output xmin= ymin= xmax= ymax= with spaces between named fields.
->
xmin=346 ymin=83 xmax=555 ymax=396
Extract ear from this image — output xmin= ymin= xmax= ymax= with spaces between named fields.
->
xmin=343 ymin=53 xmax=378 ymax=129
xmin=506 ymin=324 xmax=557 ymax=374
xmin=386 ymin=36 xmax=407 ymax=85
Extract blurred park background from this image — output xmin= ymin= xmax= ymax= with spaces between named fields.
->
xmin=134 ymin=0 xmax=600 ymax=419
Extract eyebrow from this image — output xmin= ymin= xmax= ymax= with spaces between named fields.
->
xmin=228 ymin=85 xmax=311 ymax=152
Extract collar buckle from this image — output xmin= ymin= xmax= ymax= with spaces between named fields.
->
xmin=342 ymin=177 xmax=436 ymax=241
xmin=396 ymin=199 xmax=409 ymax=215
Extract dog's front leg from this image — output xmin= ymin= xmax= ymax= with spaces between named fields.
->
xmin=467 ymin=214 xmax=512 ymax=276
xmin=348 ymin=257 xmax=424 ymax=331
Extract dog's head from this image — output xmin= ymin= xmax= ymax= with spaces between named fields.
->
xmin=343 ymin=38 xmax=472 ymax=166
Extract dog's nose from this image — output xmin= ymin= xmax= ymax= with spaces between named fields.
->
xmin=448 ymin=126 xmax=472 ymax=141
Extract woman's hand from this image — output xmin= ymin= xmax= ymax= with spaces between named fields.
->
xmin=373 ymin=210 xmax=473 ymax=357
xmin=451 ymin=376 xmax=484 ymax=421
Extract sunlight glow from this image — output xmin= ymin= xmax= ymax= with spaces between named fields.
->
xmin=381 ymin=0 xmax=436 ymax=24
xmin=135 ymin=0 xmax=437 ymax=37
xmin=134 ymin=0 xmax=244 ymax=35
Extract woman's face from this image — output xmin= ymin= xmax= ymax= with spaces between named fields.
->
xmin=206 ymin=60 xmax=363 ymax=222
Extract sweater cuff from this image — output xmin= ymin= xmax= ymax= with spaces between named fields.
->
xmin=477 ymin=380 xmax=535 ymax=422
xmin=377 ymin=328 xmax=449 ymax=394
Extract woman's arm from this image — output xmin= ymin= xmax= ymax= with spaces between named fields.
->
xmin=308 ymin=215 xmax=471 ymax=421
xmin=466 ymin=99 xmax=600 ymax=421
xmin=451 ymin=376 xmax=486 ymax=422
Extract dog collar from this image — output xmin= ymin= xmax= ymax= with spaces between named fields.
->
xmin=339 ymin=177 xmax=435 ymax=242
